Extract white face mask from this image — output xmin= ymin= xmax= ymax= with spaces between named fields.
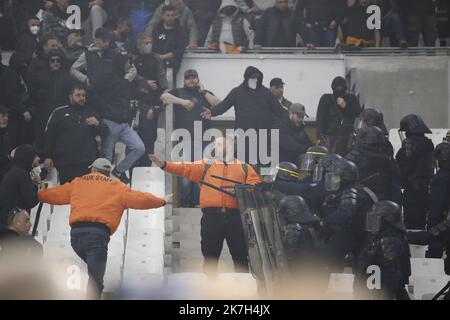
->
xmin=248 ymin=78 xmax=258 ymax=90
xmin=32 ymin=165 xmax=42 ymax=177
xmin=30 ymin=26 xmax=40 ymax=35
xmin=142 ymin=44 xmax=152 ymax=55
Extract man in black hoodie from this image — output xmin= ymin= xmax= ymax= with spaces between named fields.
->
xmin=45 ymin=83 xmax=109 ymax=185
xmin=201 ymin=66 xmax=285 ymax=166
xmin=0 ymin=144 xmax=40 ymax=226
xmin=273 ymin=103 xmax=313 ymax=164
xmin=316 ymin=76 xmax=362 ymax=156
xmin=0 ymin=105 xmax=12 ymax=183
xmin=8 ymin=16 xmax=41 ymax=78
xmin=28 ymin=48 xmax=75 ymax=152
xmin=0 ymin=49 xmax=34 ymax=149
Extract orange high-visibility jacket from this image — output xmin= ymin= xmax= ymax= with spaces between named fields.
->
xmin=38 ymin=172 xmax=166 ymax=234
xmin=164 ymin=159 xmax=260 ymax=209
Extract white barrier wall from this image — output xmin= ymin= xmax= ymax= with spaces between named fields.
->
xmin=178 ymin=53 xmax=346 ymax=121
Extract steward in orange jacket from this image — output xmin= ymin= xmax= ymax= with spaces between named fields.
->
xmin=37 ymin=158 xmax=171 ymax=299
xmin=38 ymin=172 xmax=166 ymax=234
xmin=148 ymin=135 xmax=261 ymax=277
xmin=163 ymin=158 xmax=260 ymax=210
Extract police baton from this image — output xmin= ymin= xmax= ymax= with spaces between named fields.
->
xmin=198 ymin=179 xmax=236 ymax=197
xmin=32 ymin=182 xmax=48 ymax=237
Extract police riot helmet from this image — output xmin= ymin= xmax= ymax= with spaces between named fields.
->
xmin=278 ymin=195 xmax=319 ymax=224
xmin=276 ymin=162 xmax=300 ymax=182
xmin=300 ymin=145 xmax=329 ymax=172
xmin=399 ymin=114 xmax=432 ymax=134
xmin=444 ymin=130 xmax=450 ymax=143
xmin=435 ymin=142 xmax=450 ymax=170
xmin=354 ymin=126 xmax=385 ymax=149
xmin=354 ymin=108 xmax=388 ymax=135
xmin=312 ymin=153 xmax=343 ymax=183
xmin=366 ymin=200 xmax=405 ymax=233
xmin=324 ymin=159 xmax=359 ymax=192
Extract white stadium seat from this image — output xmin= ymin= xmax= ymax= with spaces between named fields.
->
xmin=409 ymin=244 xmax=429 ymax=259
xmin=43 ymin=240 xmax=78 ymax=262
xmin=125 ymin=229 xmax=164 ymax=257
xmin=167 ymin=272 xmax=209 ymax=299
xmin=216 ymin=273 xmax=258 ymax=298
xmin=413 ymin=274 xmax=450 ymax=300
xmin=123 ymin=255 xmax=164 ymax=275
xmin=131 ymin=167 xmax=164 ymax=184
xmin=131 ymin=181 xmax=164 ymax=197
xmin=326 ymin=273 xmax=354 ymax=299
xmin=410 ymin=258 xmax=445 ymax=278
xmin=128 ymin=209 xmax=165 ymax=233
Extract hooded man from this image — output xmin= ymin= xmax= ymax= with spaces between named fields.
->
xmin=201 ymin=66 xmax=285 ymax=166
xmin=316 ymin=76 xmax=362 ymax=156
xmin=0 ymin=145 xmax=40 ymax=226
xmin=204 ymin=0 xmax=254 ymax=52
xmin=28 ymin=48 xmax=75 ymax=152
xmin=8 ymin=16 xmax=41 ymax=78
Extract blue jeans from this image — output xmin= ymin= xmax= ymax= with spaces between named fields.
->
xmin=102 ymin=119 xmax=145 ymax=173
xmin=303 ymin=26 xmax=336 ymax=47
xmin=70 ymin=232 xmax=110 ymax=298
xmin=382 ymin=12 xmax=406 ymax=46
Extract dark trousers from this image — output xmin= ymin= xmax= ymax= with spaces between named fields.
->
xmin=7 ymin=117 xmax=33 ymax=149
xmin=382 ymin=12 xmax=406 ymax=46
xmin=70 ymin=231 xmax=110 ymax=299
xmin=200 ymin=208 xmax=249 ymax=276
xmin=403 ymin=182 xmax=430 ymax=230
xmin=407 ymin=15 xmax=438 ymax=47
xmin=303 ymin=26 xmax=336 ymax=47
xmin=318 ymin=134 xmax=349 ymax=156
xmin=58 ymin=164 xmax=91 ymax=184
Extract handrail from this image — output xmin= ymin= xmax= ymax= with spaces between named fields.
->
xmin=186 ymin=46 xmax=450 ymax=57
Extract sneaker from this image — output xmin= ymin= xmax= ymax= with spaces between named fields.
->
xmin=112 ymin=169 xmax=130 ymax=184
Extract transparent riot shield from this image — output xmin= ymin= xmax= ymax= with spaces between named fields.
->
xmin=234 ymin=186 xmax=290 ymax=295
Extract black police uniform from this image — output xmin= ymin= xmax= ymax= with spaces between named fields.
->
xmin=395 ymin=114 xmax=434 ymax=229
xmin=355 ymin=201 xmax=411 ymax=300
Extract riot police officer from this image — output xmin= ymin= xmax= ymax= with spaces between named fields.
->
xmin=274 ymin=162 xmax=301 ymax=182
xmin=259 ymin=154 xmax=343 ymax=218
xmin=299 ymin=145 xmax=329 ymax=182
xmin=346 ymin=126 xmax=402 ymax=203
xmin=425 ymin=142 xmax=450 ymax=273
xmin=321 ymin=159 xmax=377 ymax=271
xmin=395 ymin=114 xmax=434 ymax=229
xmin=277 ymin=195 xmax=328 ymax=295
xmin=352 ymin=108 xmax=394 ymax=158
xmin=355 ymin=201 xmax=411 ymax=300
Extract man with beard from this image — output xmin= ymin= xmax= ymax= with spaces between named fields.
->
xmin=160 ymin=69 xmax=220 ymax=207
xmin=44 ymin=83 xmax=109 ymax=184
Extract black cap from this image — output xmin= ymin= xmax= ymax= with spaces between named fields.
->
xmin=94 ymin=28 xmax=112 ymax=41
xmin=270 ymin=77 xmax=285 ymax=87
xmin=184 ymin=69 xmax=198 ymax=78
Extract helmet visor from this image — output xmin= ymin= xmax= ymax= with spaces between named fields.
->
xmin=324 ymin=172 xmax=341 ymax=191
xmin=354 ymin=117 xmax=366 ymax=131
xmin=312 ymin=165 xmax=324 ymax=182
xmin=365 ymin=210 xmax=382 ymax=233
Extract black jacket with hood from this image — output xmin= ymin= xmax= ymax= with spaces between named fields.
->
xmin=316 ymin=76 xmax=362 ymax=137
xmin=0 ymin=145 xmax=39 ymax=225
xmin=211 ymin=66 xmax=285 ymax=131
